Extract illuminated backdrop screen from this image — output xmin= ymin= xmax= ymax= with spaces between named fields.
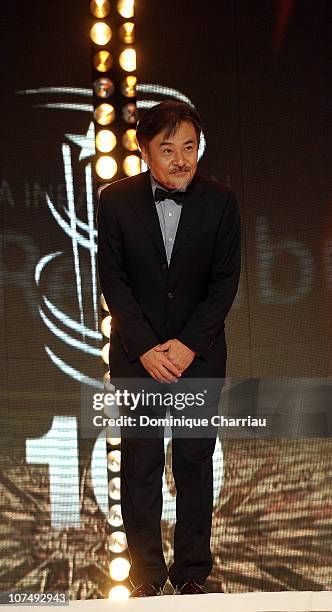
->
xmin=0 ymin=0 xmax=331 ymax=597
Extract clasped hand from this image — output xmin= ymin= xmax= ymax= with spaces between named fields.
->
xmin=139 ymin=339 xmax=196 ymax=383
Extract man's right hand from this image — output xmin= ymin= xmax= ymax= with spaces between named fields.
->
xmin=139 ymin=345 xmax=182 ymax=383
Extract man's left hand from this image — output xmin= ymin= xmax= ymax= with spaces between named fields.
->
xmin=154 ymin=339 xmax=196 ymax=374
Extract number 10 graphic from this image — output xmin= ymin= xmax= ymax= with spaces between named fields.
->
xmin=26 ymin=416 xmax=223 ymax=528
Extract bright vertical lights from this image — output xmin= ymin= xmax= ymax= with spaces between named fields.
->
xmin=106 ymin=437 xmax=121 ymax=446
xmin=96 ymin=130 xmax=117 ymax=153
xmin=109 ymin=558 xmax=130 ymax=581
xmin=100 ymin=293 xmax=109 ymax=311
xmin=93 ymin=50 xmax=112 ymax=72
xmin=101 ymin=342 xmax=110 ymax=363
xmin=108 ymin=530 xmax=127 ymax=553
xmin=91 ymin=0 xmax=138 ymax=188
xmin=121 ymin=75 xmax=137 ymax=98
xmin=119 ymin=48 xmax=136 ymax=71
xmin=108 ymin=477 xmax=121 ymax=500
xmin=94 ymin=103 xmax=115 ymax=125
xmin=93 ymin=77 xmax=114 ymax=98
xmin=90 ymin=22 xmax=112 ymax=45
xmin=108 ymin=586 xmax=130 ymax=601
xmin=122 ymin=129 xmax=138 ymax=151
xmin=117 ymin=0 xmax=134 ymax=19
xmin=123 ymin=154 xmax=140 ymax=176
xmin=90 ymin=0 xmax=111 ymax=18
xmin=122 ymin=102 xmax=137 ymax=123
xmin=107 ymin=504 xmax=122 ymax=527
xmin=119 ymin=22 xmax=135 ymax=44
xmin=101 ymin=314 xmax=112 ymax=336
xmin=107 ymin=450 xmax=121 ymax=472
xmin=96 ymin=156 xmax=118 ymax=179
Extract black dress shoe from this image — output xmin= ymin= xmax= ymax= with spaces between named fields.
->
xmin=129 ymin=582 xmax=164 ymax=597
xmin=174 ymin=579 xmax=206 ymax=595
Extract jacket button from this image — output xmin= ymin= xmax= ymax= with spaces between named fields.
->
xmin=167 ymin=291 xmax=173 ymax=299
xmin=165 ymin=321 xmax=169 ymax=328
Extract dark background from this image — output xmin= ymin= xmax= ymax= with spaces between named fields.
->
xmin=0 ymin=0 xmax=331 ymax=597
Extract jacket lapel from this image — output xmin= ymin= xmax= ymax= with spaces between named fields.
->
xmin=170 ymin=172 xmax=206 ymax=262
xmin=130 ymin=170 xmax=167 ymax=261
xmin=129 ymin=169 xmax=206 ymax=265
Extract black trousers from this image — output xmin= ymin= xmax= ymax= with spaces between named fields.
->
xmin=120 ymin=431 xmax=217 ymax=588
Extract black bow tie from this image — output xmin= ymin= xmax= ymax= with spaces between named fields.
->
xmin=154 ymin=187 xmax=185 ymax=205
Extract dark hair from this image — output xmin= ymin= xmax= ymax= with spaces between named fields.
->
xmin=136 ymin=99 xmax=202 ymax=150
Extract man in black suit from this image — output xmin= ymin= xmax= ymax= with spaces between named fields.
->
xmin=97 ymin=100 xmax=241 ymax=596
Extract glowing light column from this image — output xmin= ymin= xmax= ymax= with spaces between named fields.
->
xmin=90 ymin=1 xmax=137 ymax=598
xmin=90 ymin=0 xmax=138 ymax=183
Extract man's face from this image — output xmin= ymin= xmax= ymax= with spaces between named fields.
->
xmin=140 ymin=120 xmax=199 ymax=190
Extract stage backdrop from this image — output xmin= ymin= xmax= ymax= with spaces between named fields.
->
xmin=1 ymin=0 xmax=331 ymax=598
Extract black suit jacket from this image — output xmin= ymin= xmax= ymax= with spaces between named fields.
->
xmin=97 ymin=169 xmax=241 ymax=379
